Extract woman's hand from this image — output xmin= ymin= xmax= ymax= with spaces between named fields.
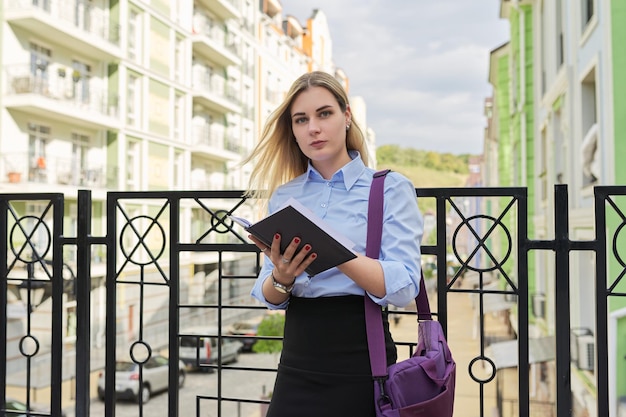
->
xmin=249 ymin=233 xmax=317 ymax=290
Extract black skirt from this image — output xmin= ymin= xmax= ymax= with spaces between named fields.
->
xmin=266 ymin=295 xmax=397 ymax=417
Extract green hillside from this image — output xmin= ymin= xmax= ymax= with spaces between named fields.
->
xmin=375 ymin=144 xmax=470 ymax=188
xmin=375 ymin=145 xmax=471 ymax=216
xmin=376 ymin=163 xmax=469 ymax=188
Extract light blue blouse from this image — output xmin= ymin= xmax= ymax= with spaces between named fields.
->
xmin=250 ymin=151 xmax=424 ymax=309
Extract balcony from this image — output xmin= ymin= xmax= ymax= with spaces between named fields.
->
xmin=4 ymin=0 xmax=122 ymax=61
xmin=189 ymin=173 xmax=226 ymax=191
xmin=191 ymin=16 xmax=241 ymax=68
xmin=191 ymin=75 xmax=241 ymax=115
xmin=1 ymin=153 xmax=107 ymax=189
xmin=4 ymin=66 xmax=121 ymax=131
xmin=191 ymin=126 xmax=241 ymax=162
xmin=263 ymin=0 xmax=282 ymax=18
xmin=196 ymin=0 xmax=240 ymax=21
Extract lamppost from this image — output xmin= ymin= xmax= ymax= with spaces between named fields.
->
xmin=18 ymin=278 xmax=48 ymax=313
xmin=18 ymin=254 xmax=76 ymax=312
xmin=18 ymin=256 xmax=49 ymax=313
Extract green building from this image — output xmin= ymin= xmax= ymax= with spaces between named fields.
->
xmin=488 ymin=0 xmax=626 ymax=415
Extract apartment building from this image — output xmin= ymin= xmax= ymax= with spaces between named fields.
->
xmin=488 ymin=0 xmax=626 ymax=415
xmin=0 ymin=0 xmax=364 ymax=383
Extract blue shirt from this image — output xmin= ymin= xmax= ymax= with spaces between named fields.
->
xmin=251 ymin=151 xmax=423 ymax=309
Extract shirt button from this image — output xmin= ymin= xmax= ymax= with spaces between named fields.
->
xmin=326 ymin=182 xmax=331 ymax=187
xmin=321 ymin=203 xmax=327 ymax=208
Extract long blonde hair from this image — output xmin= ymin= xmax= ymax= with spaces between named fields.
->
xmin=243 ymin=71 xmax=369 ymax=201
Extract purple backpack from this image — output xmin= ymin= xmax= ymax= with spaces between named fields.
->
xmin=365 ymin=170 xmax=456 ymax=417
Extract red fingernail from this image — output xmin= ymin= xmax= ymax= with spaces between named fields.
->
xmin=274 ymin=233 xmax=280 ymax=240
xmin=294 ymin=237 xmax=301 ymax=244
xmin=310 ymin=253 xmax=317 ymax=259
xmin=304 ymin=244 xmax=311 ymax=251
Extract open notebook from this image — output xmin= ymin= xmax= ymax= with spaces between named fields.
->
xmin=230 ymin=198 xmax=357 ymax=276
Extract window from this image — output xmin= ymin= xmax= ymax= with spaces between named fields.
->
xmin=583 ymin=0 xmax=595 ymax=28
xmin=71 ymin=133 xmax=92 ymax=186
xmin=74 ymin=0 xmax=92 ymax=31
xmin=127 ymin=74 xmax=140 ymax=127
xmin=556 ymin=0 xmax=564 ymax=68
xmin=29 ymin=42 xmax=51 ymax=94
xmin=193 ymin=113 xmax=213 ymax=147
xmin=553 ymin=109 xmax=566 ymax=184
xmin=581 ymin=70 xmax=597 ymax=141
xmin=128 ymin=9 xmax=142 ymax=62
xmin=126 ymin=140 xmax=141 ymax=190
xmin=71 ymin=60 xmax=91 ymax=104
xmin=265 ymin=71 xmax=272 ymax=102
xmin=581 ymin=69 xmax=598 ymax=187
xmin=173 ymin=94 xmax=184 ymax=140
xmin=172 ymin=0 xmax=185 ymax=24
xmin=173 ymin=150 xmax=184 ymax=189
xmin=32 ymin=0 xmax=50 ymax=12
xmin=28 ymin=122 xmax=50 ymax=182
xmin=194 ymin=62 xmax=213 ymax=91
xmin=174 ymin=37 xmax=184 ymax=82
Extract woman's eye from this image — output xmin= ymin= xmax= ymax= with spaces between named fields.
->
xmin=319 ymin=111 xmax=331 ymax=118
xmin=294 ymin=117 xmax=307 ymax=124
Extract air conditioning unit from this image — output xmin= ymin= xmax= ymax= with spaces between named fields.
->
xmin=570 ymin=328 xmax=592 ymax=364
xmin=504 ymin=292 xmax=518 ymax=303
xmin=531 ymin=292 xmax=546 ymax=318
xmin=576 ymin=334 xmax=595 ymax=371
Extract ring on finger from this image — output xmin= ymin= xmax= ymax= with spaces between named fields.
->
xmin=281 ymin=257 xmax=291 ymax=264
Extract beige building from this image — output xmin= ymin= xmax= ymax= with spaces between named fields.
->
xmin=0 ymin=0 xmax=374 ymax=393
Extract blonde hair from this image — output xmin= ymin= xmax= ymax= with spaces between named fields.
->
xmin=243 ymin=71 xmax=369 ymax=201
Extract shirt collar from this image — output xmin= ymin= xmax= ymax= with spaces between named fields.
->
xmin=305 ymin=150 xmax=365 ymax=190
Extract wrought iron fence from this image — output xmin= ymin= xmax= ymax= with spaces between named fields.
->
xmin=1 ymin=185 xmax=622 ymax=417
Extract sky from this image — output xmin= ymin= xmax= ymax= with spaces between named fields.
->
xmin=280 ymin=1 xmax=510 ymax=155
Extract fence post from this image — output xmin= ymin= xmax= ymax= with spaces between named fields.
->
xmin=554 ymin=184 xmax=573 ymax=417
xmin=75 ymin=190 xmax=93 ymax=417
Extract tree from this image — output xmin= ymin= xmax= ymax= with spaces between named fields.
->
xmin=252 ymin=313 xmax=285 ymax=355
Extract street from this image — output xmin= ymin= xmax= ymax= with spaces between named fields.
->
xmin=63 ymin=288 xmax=503 ymax=417
xmin=80 ymin=352 xmax=278 ymax=417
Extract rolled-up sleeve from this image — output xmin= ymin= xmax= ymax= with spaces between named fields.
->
xmin=367 ymin=175 xmax=423 ymax=307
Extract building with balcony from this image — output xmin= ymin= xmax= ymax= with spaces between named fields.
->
xmin=488 ymin=0 xmax=626 ymax=415
xmin=0 ymin=0 xmax=372 ymax=400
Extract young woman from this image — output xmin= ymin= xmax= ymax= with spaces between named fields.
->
xmin=244 ymin=71 xmax=423 ymax=417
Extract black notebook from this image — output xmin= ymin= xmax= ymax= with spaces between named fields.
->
xmin=229 ymin=198 xmax=357 ymax=276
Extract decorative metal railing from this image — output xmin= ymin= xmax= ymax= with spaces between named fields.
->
xmin=1 ymin=185 xmax=622 ymax=417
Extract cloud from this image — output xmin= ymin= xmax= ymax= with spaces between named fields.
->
xmin=280 ymin=0 xmax=509 ymax=154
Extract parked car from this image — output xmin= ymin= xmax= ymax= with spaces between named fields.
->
xmin=228 ymin=316 xmax=263 ymax=352
xmin=179 ymin=327 xmax=243 ymax=371
xmin=4 ymin=397 xmax=67 ymax=417
xmin=97 ymin=354 xmax=185 ymax=404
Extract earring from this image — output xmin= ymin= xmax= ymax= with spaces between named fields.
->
xmin=346 ymin=124 xmax=350 ymax=131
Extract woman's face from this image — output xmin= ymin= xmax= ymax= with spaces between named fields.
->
xmin=290 ymin=86 xmax=352 ymax=176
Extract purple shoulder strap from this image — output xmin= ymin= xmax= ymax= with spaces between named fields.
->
xmin=365 ymin=169 xmax=430 ymax=378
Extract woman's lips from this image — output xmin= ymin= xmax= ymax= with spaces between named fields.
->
xmin=310 ymin=140 xmax=326 ymax=148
